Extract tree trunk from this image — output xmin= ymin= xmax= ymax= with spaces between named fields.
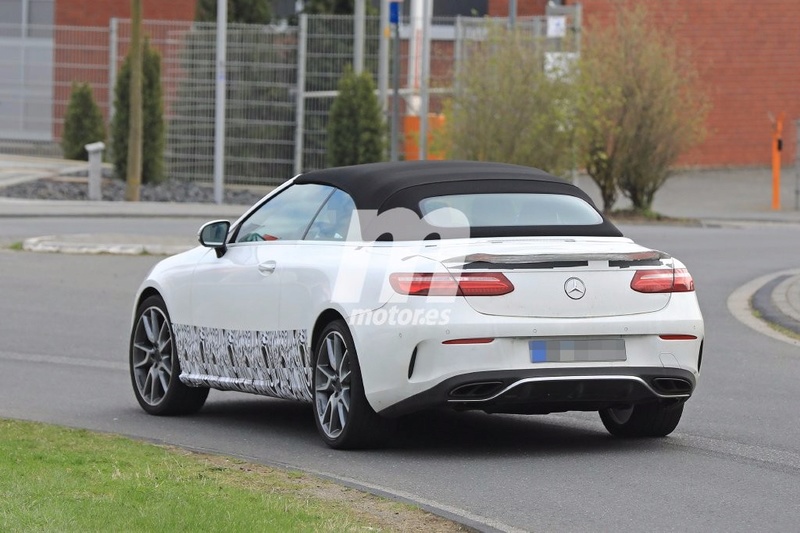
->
xmin=125 ymin=0 xmax=143 ymax=202
xmin=601 ymin=183 xmax=617 ymax=214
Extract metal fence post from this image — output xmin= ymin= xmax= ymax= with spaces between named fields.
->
xmin=355 ymin=0 xmax=365 ymax=74
xmin=109 ymin=18 xmax=118 ymax=122
xmin=390 ymin=8 xmax=401 ymax=162
xmin=294 ymin=15 xmax=308 ymax=176
xmin=418 ymin=0 xmax=431 ymax=160
xmin=213 ymin=2 xmax=228 ymax=204
xmin=378 ymin=0 xmax=389 ymax=114
xmin=454 ymin=16 xmax=462 ymax=95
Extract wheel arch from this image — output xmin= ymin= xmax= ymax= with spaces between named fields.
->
xmin=132 ymin=286 xmax=167 ymax=323
xmin=136 ymin=286 xmax=163 ymax=309
xmin=311 ymin=308 xmax=346 ymax=353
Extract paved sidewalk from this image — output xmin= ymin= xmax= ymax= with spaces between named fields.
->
xmin=576 ymin=166 xmax=800 ymax=224
xmin=0 ymin=154 xmax=93 ymax=188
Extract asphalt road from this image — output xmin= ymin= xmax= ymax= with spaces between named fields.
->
xmin=1 ymin=220 xmax=799 ymax=532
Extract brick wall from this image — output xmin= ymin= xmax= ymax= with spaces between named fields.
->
xmin=565 ymin=0 xmax=800 ymax=167
xmin=53 ymin=0 xmax=196 ymax=139
xmin=55 ymin=0 xmax=196 ymax=27
xmin=488 ymin=0 xmax=548 ymax=17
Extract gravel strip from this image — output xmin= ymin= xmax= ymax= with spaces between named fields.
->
xmin=0 ymin=177 xmax=268 ymax=205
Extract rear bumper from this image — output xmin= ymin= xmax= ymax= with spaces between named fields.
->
xmin=379 ymin=366 xmax=696 ymax=417
xmin=350 ymin=292 xmax=703 ymax=414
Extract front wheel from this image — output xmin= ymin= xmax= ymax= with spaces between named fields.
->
xmin=312 ymin=320 xmax=391 ymax=449
xmin=599 ymin=401 xmax=684 ymax=438
xmin=130 ymin=295 xmax=208 ymax=416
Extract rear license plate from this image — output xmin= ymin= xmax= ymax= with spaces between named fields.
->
xmin=529 ymin=338 xmax=626 ymax=363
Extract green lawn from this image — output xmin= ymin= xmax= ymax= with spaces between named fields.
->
xmin=0 ymin=419 xmax=461 ymax=532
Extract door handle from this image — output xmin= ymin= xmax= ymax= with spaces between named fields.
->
xmin=257 ymin=260 xmax=277 ymax=275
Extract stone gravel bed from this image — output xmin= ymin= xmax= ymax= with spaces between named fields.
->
xmin=0 ymin=177 xmax=267 ymax=206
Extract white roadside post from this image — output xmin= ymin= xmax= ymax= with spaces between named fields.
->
xmin=84 ymin=142 xmax=105 ymax=201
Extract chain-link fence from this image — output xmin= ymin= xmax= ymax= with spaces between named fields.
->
xmin=297 ymin=15 xmax=381 ymax=174
xmin=0 ymin=7 xmax=581 ymax=187
xmin=113 ymin=21 xmax=302 ymax=185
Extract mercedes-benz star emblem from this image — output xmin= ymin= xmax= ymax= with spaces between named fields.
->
xmin=564 ymin=277 xmax=586 ymax=300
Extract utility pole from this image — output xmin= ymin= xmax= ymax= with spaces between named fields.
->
xmin=390 ymin=1 xmax=401 ymax=161
xmin=125 ymin=0 xmax=142 ymax=201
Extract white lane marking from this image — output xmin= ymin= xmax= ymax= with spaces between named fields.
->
xmin=669 ymin=433 xmax=800 ymax=472
xmin=0 ymin=351 xmax=127 ymax=371
xmin=547 ymin=413 xmax=800 ymax=472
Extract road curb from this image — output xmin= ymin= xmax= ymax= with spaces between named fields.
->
xmin=773 ymin=274 xmax=800 ymax=324
xmin=727 ymin=269 xmax=800 ymax=347
xmin=22 ymin=234 xmax=195 ymax=256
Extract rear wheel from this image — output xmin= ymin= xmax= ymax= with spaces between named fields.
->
xmin=130 ymin=295 xmax=208 ymax=415
xmin=312 ymin=320 xmax=390 ymax=449
xmin=599 ymin=401 xmax=684 ymax=437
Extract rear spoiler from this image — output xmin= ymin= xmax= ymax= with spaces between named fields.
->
xmin=445 ymin=250 xmax=671 ymax=269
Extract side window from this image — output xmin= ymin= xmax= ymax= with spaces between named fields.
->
xmin=305 ymin=189 xmax=357 ymax=241
xmin=235 ymin=183 xmax=333 ymax=243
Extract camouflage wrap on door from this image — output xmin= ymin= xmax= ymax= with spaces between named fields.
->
xmin=172 ymin=325 xmax=313 ymax=402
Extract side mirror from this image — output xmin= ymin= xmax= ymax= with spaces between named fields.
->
xmin=198 ymin=220 xmax=230 ymax=258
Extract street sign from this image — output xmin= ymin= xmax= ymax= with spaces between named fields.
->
xmin=389 ymin=1 xmax=401 ymax=25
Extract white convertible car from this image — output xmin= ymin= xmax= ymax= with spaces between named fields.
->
xmin=129 ymin=161 xmax=704 ymax=449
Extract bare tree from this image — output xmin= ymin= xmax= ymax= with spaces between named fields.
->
xmin=576 ymin=2 xmax=707 ymax=214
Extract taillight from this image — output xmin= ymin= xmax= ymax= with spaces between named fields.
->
xmin=630 ymin=268 xmax=695 ymax=293
xmin=389 ymin=272 xmax=514 ymax=296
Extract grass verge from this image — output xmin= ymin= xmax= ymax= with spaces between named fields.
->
xmin=0 ymin=419 xmax=464 ymax=532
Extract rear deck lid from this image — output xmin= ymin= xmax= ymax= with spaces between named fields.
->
xmin=441 ymin=239 xmax=672 ymax=318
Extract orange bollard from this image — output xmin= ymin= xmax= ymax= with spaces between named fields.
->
xmin=772 ymin=113 xmax=784 ymax=211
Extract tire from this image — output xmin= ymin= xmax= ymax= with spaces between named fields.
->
xmin=599 ymin=401 xmax=684 ymax=438
xmin=129 ymin=295 xmax=209 ymax=416
xmin=312 ymin=320 xmax=392 ymax=449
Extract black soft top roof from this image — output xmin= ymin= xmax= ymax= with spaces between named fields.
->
xmin=294 ymin=161 xmax=622 ymax=238
xmin=295 ymin=160 xmax=571 ymax=210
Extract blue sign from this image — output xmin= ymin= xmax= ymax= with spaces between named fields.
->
xmin=389 ymin=2 xmax=400 ymax=25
